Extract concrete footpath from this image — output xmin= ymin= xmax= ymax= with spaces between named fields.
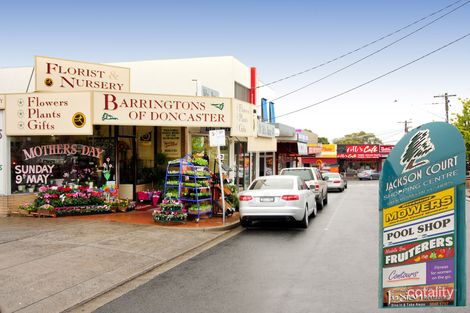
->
xmin=0 ymin=217 xmax=240 ymax=313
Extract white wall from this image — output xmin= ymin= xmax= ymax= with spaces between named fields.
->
xmin=0 ymin=67 xmax=35 ymax=93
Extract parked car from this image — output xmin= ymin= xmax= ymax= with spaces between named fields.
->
xmin=239 ymin=175 xmax=317 ymax=228
xmin=322 ymin=172 xmax=347 ymax=192
xmin=279 ymin=167 xmax=328 ymax=209
xmin=357 ymin=169 xmax=381 ymax=180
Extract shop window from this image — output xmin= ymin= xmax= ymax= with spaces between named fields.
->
xmin=234 ymin=82 xmax=250 ymax=102
xmin=136 ymin=126 xmax=155 ymax=185
xmin=10 ymin=132 xmax=115 ymax=194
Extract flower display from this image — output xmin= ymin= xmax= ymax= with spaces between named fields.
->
xmin=153 ymin=198 xmax=187 ymax=222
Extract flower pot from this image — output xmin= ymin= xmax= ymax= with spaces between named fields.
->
xmin=37 ymin=208 xmax=56 ymax=218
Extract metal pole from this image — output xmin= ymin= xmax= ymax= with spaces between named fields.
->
xmin=217 ymin=145 xmax=226 ymax=224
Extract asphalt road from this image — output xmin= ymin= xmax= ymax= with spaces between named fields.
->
xmin=94 ymin=181 xmax=469 ymax=313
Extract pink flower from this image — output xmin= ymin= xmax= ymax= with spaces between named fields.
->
xmin=38 ymin=186 xmax=48 ymax=193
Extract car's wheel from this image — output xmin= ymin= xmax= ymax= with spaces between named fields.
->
xmin=240 ymin=219 xmax=252 ymax=227
xmin=340 ymin=187 xmax=345 ymax=192
xmin=300 ymin=206 xmax=309 ymax=228
xmin=323 ymin=192 xmax=328 ymax=205
xmin=345 ymin=184 xmax=348 ymax=189
xmin=316 ymin=196 xmax=324 ymax=210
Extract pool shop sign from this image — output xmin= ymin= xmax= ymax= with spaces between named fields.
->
xmin=379 ymin=122 xmax=466 ymax=308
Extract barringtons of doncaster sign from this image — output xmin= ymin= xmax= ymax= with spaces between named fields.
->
xmin=35 ymin=56 xmax=130 ymax=92
xmin=379 ymin=122 xmax=466 ymax=308
xmin=93 ymin=92 xmax=232 ymax=128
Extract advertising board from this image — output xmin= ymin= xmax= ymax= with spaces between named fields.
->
xmin=379 ymin=122 xmax=466 ymax=308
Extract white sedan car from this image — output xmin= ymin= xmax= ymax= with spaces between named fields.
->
xmin=239 ymin=175 xmax=317 ymax=228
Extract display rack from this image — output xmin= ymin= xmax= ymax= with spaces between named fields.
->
xmin=163 ymin=156 xmax=212 ymax=221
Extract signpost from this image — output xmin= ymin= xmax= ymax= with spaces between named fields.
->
xmin=379 ymin=122 xmax=466 ymax=308
xmin=209 ymin=129 xmax=226 ymax=224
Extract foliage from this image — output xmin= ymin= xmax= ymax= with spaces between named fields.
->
xmin=318 ymin=137 xmax=330 ymax=144
xmin=188 ymin=203 xmax=212 ymax=213
xmin=34 ymin=185 xmax=106 ymax=208
xmin=452 ymin=98 xmax=470 ymax=165
xmin=18 ymin=202 xmax=37 ymax=212
xmin=225 ymin=184 xmax=239 ymax=209
xmin=54 ymin=205 xmax=111 ymax=217
xmin=153 ymin=198 xmax=187 ymax=222
xmin=192 ymin=157 xmax=208 ymax=166
xmin=333 ymin=131 xmax=383 ymax=144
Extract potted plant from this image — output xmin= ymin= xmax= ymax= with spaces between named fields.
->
xmin=17 ymin=203 xmax=36 ymax=216
xmin=37 ymin=204 xmax=56 ymax=218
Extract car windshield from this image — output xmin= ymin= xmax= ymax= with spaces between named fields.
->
xmin=324 ymin=173 xmax=340 ymax=179
xmin=249 ymin=178 xmax=294 ymax=190
xmin=281 ymin=169 xmax=314 ymax=181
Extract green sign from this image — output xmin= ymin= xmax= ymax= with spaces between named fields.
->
xmin=379 ymin=122 xmax=466 ymax=308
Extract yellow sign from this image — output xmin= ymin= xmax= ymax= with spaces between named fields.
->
xmin=35 ymin=56 xmax=130 ymax=92
xmin=5 ymin=92 xmax=93 ymax=136
xmin=72 ymin=112 xmax=86 ymax=128
xmin=383 ymin=187 xmax=454 ymax=227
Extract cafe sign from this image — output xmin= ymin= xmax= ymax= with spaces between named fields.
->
xmin=5 ymin=92 xmax=93 ymax=136
xmin=35 ymin=56 xmax=130 ymax=92
xmin=93 ymin=92 xmax=231 ymax=128
xmin=337 ymin=144 xmax=381 ymax=158
xmin=379 ymin=122 xmax=466 ymax=308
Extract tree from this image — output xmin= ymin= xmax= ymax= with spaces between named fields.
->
xmin=318 ymin=137 xmax=329 ymax=144
xmin=333 ymin=131 xmax=383 ymax=144
xmin=452 ymin=98 xmax=470 ymax=166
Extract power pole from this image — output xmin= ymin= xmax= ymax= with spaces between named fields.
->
xmin=398 ymin=120 xmax=412 ymax=133
xmin=434 ymin=93 xmax=456 ymax=123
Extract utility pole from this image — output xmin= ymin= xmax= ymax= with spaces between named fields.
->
xmin=398 ymin=120 xmax=412 ymax=133
xmin=434 ymin=93 xmax=456 ymax=123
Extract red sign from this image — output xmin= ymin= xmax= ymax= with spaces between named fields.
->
xmin=337 ymin=144 xmax=381 ymax=159
xmin=380 ymin=145 xmax=395 ymax=155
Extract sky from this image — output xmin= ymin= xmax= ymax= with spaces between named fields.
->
xmin=0 ymin=0 xmax=469 ymax=144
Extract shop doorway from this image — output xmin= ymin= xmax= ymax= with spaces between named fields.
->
xmin=117 ymin=126 xmax=137 ymax=200
xmin=259 ymin=152 xmax=274 ymax=176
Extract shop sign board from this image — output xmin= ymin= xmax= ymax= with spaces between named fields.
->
xmin=337 ymin=144 xmax=381 ymax=158
xmin=307 ymin=144 xmax=322 ymax=155
xmin=380 ymin=144 xmax=395 ymax=156
xmin=247 ymin=136 xmax=277 ymax=152
xmin=231 ymin=99 xmax=256 ymax=137
xmin=93 ymin=92 xmax=231 ymax=128
xmin=35 ymin=56 xmax=130 ymax=92
xmin=296 ymin=131 xmax=309 ymax=143
xmin=257 ymin=121 xmax=275 ymax=138
xmin=318 ymin=144 xmax=337 ymax=158
xmin=209 ymin=129 xmax=225 ymax=147
xmin=0 ymin=94 xmax=5 ymax=110
xmin=297 ymin=142 xmax=308 ymax=155
xmin=5 ymin=92 xmax=93 ymax=136
xmin=0 ymin=111 xmax=6 ymax=195
xmin=161 ymin=127 xmax=181 ymax=159
xmin=379 ymin=122 xmax=466 ymax=308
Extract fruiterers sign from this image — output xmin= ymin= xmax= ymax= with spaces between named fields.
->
xmin=93 ymin=92 xmax=231 ymax=127
xmin=35 ymin=56 xmax=130 ymax=92
xmin=5 ymin=92 xmax=93 ymax=136
xmin=379 ymin=122 xmax=466 ymax=308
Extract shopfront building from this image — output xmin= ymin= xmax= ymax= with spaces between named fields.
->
xmin=303 ymin=143 xmax=339 ymax=172
xmin=0 ymin=56 xmax=278 ymax=216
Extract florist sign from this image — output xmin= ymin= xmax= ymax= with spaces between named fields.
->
xmin=5 ymin=92 xmax=92 ymax=136
xmin=379 ymin=122 xmax=466 ymax=308
xmin=35 ymin=56 xmax=130 ymax=92
xmin=93 ymin=92 xmax=231 ymax=127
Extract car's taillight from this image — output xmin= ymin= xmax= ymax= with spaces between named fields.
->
xmin=281 ymin=195 xmax=300 ymax=201
xmin=239 ymin=195 xmax=253 ymax=201
xmin=333 ymin=180 xmax=341 ymax=183
xmin=314 ymin=183 xmax=320 ymax=191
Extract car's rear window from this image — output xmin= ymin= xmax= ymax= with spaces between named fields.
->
xmin=249 ymin=178 xmax=294 ymax=190
xmin=324 ymin=173 xmax=340 ymax=179
xmin=281 ymin=169 xmax=314 ymax=181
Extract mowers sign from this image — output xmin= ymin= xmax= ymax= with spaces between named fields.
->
xmin=379 ymin=122 xmax=466 ymax=308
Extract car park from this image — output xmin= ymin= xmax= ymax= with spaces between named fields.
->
xmin=322 ymin=172 xmax=347 ymax=192
xmin=279 ymin=167 xmax=328 ymax=209
xmin=238 ymin=175 xmax=317 ymax=228
xmin=357 ymin=169 xmax=381 ymax=180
